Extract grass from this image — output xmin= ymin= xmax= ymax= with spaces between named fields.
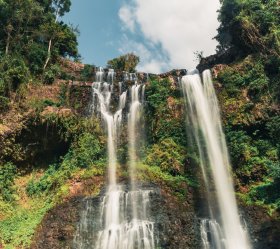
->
xmin=0 ymin=171 xmax=70 ymax=248
xmin=0 ymin=199 xmax=53 ymax=248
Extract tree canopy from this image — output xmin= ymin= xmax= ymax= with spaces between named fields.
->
xmin=107 ymin=53 xmax=140 ymax=73
xmin=0 ymin=0 xmax=78 ymax=74
xmin=216 ymin=0 xmax=280 ymax=56
xmin=0 ymin=0 xmax=78 ymax=104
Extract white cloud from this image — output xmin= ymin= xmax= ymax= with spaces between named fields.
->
xmin=119 ymin=0 xmax=221 ymax=72
xmin=118 ymin=35 xmax=169 ymax=73
xmin=119 ymin=5 xmax=136 ymax=32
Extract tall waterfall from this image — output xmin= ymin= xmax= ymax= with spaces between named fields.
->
xmin=74 ymin=70 xmax=155 ymax=249
xmin=181 ymin=70 xmax=251 ymax=249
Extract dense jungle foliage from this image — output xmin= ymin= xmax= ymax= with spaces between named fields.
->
xmin=0 ymin=0 xmax=79 ymax=109
xmin=0 ymin=0 xmax=279 ymax=248
xmin=212 ymin=0 xmax=280 ymax=214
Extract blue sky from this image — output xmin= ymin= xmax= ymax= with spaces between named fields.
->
xmin=63 ymin=0 xmax=221 ymax=73
xmin=62 ymin=0 xmax=123 ymax=67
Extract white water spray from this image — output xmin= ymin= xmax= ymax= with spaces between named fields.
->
xmin=181 ymin=70 xmax=251 ymax=249
xmin=75 ymin=70 xmax=155 ymax=249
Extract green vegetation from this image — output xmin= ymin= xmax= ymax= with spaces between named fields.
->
xmin=137 ymin=164 xmax=197 ymax=198
xmin=216 ymin=0 xmax=279 ymax=56
xmin=145 ymin=138 xmax=186 ymax=175
xmin=212 ymin=0 xmax=280 ymax=213
xmin=0 ymin=0 xmax=279 ymax=247
xmin=107 ymin=53 xmax=140 ymax=72
xmin=0 ymin=115 xmax=105 ymax=246
xmin=80 ymin=64 xmax=95 ymax=82
xmin=0 ymin=163 xmax=16 ymax=202
xmin=145 ymin=78 xmax=185 ymax=145
xmin=216 ymin=56 xmax=280 ymax=212
xmin=26 ymin=132 xmax=104 ymax=197
xmin=0 ymin=0 xmax=79 ymax=112
xmin=0 ymin=198 xmax=52 ymax=248
xmin=143 ymin=77 xmax=197 ymax=200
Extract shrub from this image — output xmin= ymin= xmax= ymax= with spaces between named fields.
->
xmin=0 ymin=200 xmax=52 ymax=248
xmin=58 ymin=83 xmax=69 ymax=106
xmin=145 ymin=138 xmax=186 ymax=175
xmin=0 ymin=55 xmax=30 ymax=91
xmin=25 ymin=43 xmax=47 ymax=75
xmin=145 ymin=78 xmax=185 ymax=145
xmin=0 ymin=78 xmax=8 ymax=96
xmin=0 ymin=96 xmax=9 ymax=112
xmin=80 ymin=64 xmax=95 ymax=81
xmin=226 ymin=130 xmax=256 ymax=166
xmin=26 ymin=164 xmax=60 ymax=196
xmin=217 ymin=58 xmax=269 ymax=99
xmin=0 ymin=162 xmax=17 ymax=201
xmin=216 ymin=0 xmax=280 ymax=55
xmin=65 ymin=132 xmax=103 ymax=169
xmin=137 ymin=164 xmax=197 ymax=198
xmin=43 ymin=64 xmax=61 ymax=84
xmin=248 ymin=179 xmax=280 ymax=212
xmin=26 ymin=132 xmax=104 ymax=196
xmin=267 ymin=116 xmax=280 ymax=145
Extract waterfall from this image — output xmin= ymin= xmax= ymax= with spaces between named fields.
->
xmin=181 ymin=70 xmax=251 ymax=249
xmin=126 ymin=83 xmax=155 ymax=249
xmin=96 ymin=67 xmax=104 ymax=83
xmin=74 ymin=70 xmax=155 ymax=249
xmin=107 ymin=69 xmax=115 ymax=84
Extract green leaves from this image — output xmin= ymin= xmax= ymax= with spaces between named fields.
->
xmin=52 ymin=0 xmax=71 ymax=17
xmin=0 ymin=55 xmax=30 ymax=91
xmin=67 ymin=132 xmax=103 ymax=169
xmin=0 ymin=0 xmax=78 ymax=82
xmin=107 ymin=53 xmax=140 ymax=72
xmin=0 ymin=162 xmax=17 ymax=201
xmin=145 ymin=138 xmax=186 ymax=175
xmin=26 ymin=132 xmax=104 ymax=197
xmin=216 ymin=0 xmax=280 ymax=56
xmin=80 ymin=64 xmax=95 ymax=82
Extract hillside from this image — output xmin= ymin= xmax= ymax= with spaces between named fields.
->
xmin=0 ymin=0 xmax=279 ymax=249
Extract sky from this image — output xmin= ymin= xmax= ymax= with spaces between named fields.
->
xmin=63 ymin=0 xmax=221 ymax=73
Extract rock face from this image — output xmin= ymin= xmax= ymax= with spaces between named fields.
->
xmin=243 ymin=205 xmax=280 ymax=249
xmin=157 ymin=187 xmax=201 ymax=249
xmin=68 ymin=68 xmax=188 ymax=116
xmin=31 ymin=183 xmax=201 ymax=249
xmin=31 ymin=197 xmax=84 ymax=249
xmin=196 ymin=48 xmax=240 ymax=72
xmin=24 ymin=67 xmax=279 ymax=249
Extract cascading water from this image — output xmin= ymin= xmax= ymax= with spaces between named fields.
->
xmin=181 ymin=70 xmax=251 ymax=249
xmin=74 ymin=70 xmax=156 ymax=249
xmin=107 ymin=69 xmax=115 ymax=84
xmin=200 ymin=219 xmax=224 ymax=249
xmin=125 ymin=82 xmax=156 ymax=249
xmin=96 ymin=67 xmax=104 ymax=82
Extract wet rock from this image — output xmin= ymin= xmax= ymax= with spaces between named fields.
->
xmin=31 ymin=182 xmax=201 ymax=249
xmin=242 ymin=204 xmax=280 ymax=249
xmin=31 ymin=197 xmax=84 ymax=249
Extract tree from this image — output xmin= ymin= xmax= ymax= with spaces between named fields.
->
xmin=107 ymin=53 xmax=140 ymax=72
xmin=0 ymin=0 xmax=78 ymax=79
xmin=43 ymin=0 xmax=71 ymax=70
xmin=0 ymin=0 xmax=44 ymax=55
xmin=216 ymin=0 xmax=280 ymax=56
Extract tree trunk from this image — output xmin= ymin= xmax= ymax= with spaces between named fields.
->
xmin=43 ymin=38 xmax=52 ymax=70
xmin=43 ymin=8 xmax=59 ymax=71
xmin=5 ymin=29 xmax=12 ymax=55
xmin=5 ymin=33 xmax=11 ymax=55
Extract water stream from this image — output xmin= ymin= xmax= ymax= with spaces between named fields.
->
xmin=181 ymin=70 xmax=251 ymax=249
xmin=74 ymin=69 xmax=155 ymax=249
xmin=74 ymin=68 xmax=251 ymax=249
